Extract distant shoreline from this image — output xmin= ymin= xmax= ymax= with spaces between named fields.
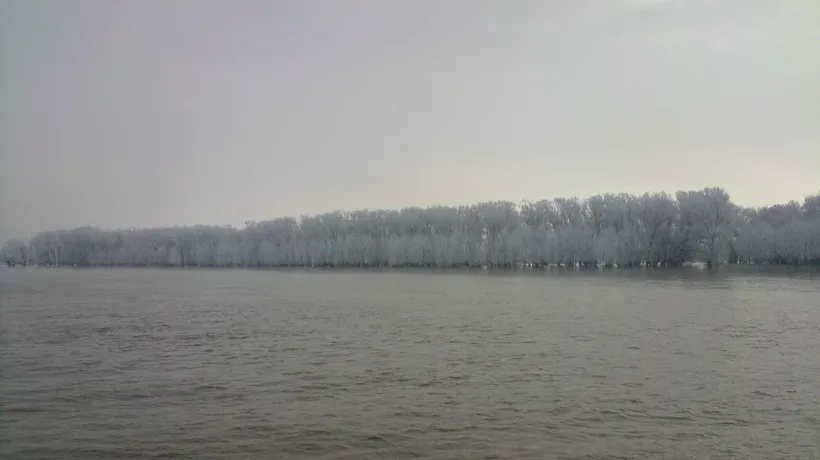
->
xmin=6 ymin=261 xmax=818 ymax=270
xmin=4 ymin=187 xmax=819 ymax=269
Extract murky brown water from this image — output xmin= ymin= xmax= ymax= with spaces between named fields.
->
xmin=1 ymin=267 xmax=818 ymax=459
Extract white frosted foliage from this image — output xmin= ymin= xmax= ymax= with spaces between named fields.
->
xmin=6 ymin=188 xmax=819 ymax=268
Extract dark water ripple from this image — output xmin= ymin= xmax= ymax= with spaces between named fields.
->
xmin=1 ymin=267 xmax=819 ymax=459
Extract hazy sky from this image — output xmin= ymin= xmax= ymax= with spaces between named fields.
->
xmin=1 ymin=0 xmax=818 ymax=240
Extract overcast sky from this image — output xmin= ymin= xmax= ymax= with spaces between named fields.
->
xmin=1 ymin=0 xmax=818 ymax=240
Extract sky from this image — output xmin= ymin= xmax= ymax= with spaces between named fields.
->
xmin=1 ymin=0 xmax=818 ymax=240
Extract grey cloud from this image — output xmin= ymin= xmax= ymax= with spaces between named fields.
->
xmin=1 ymin=0 xmax=818 ymax=242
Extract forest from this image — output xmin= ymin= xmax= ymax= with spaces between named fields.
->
xmin=3 ymin=187 xmax=819 ymax=269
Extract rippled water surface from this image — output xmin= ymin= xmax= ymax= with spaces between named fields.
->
xmin=1 ymin=267 xmax=819 ymax=459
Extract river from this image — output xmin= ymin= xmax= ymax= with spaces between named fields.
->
xmin=1 ymin=267 xmax=818 ymax=459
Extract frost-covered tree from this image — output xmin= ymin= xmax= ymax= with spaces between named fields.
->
xmin=8 ymin=187 xmax=819 ymax=269
xmin=732 ymin=193 xmax=820 ymax=265
xmin=676 ymin=187 xmax=736 ymax=267
xmin=2 ymin=238 xmax=30 ymax=266
xmin=635 ymin=192 xmax=678 ymax=265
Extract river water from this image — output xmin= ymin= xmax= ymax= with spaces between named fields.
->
xmin=1 ymin=267 xmax=818 ymax=459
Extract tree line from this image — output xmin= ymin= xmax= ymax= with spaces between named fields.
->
xmin=3 ymin=187 xmax=819 ymax=269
